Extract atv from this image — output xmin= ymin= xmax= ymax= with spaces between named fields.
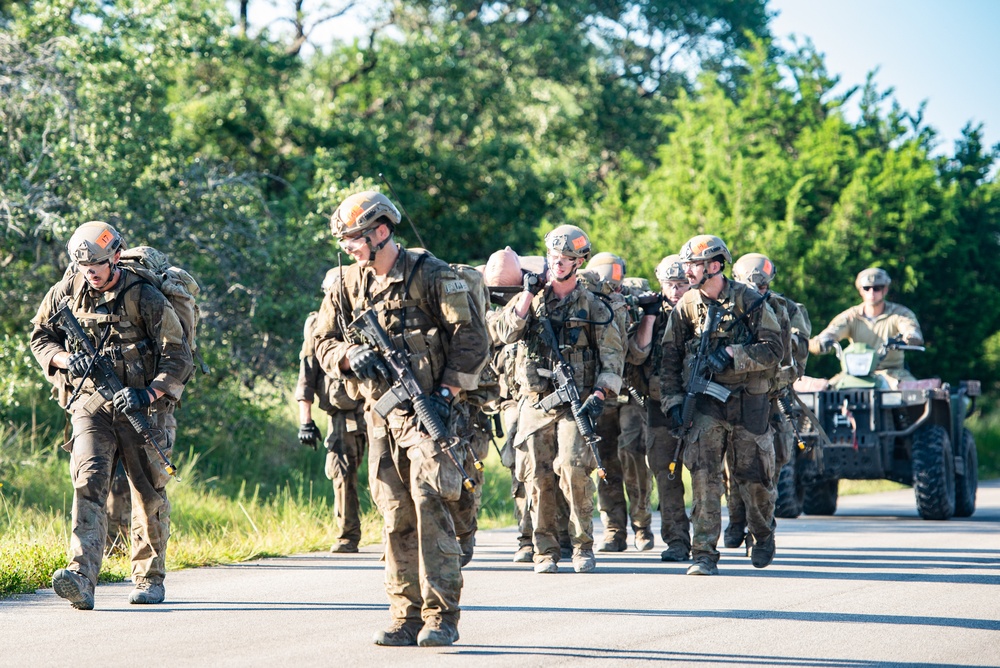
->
xmin=778 ymin=339 xmax=979 ymax=520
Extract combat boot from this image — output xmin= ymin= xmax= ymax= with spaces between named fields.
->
xmin=597 ymin=532 xmax=627 ymax=552
xmin=417 ymin=616 xmax=460 ymax=647
xmin=685 ymin=559 xmax=719 ymax=576
xmin=128 ymin=578 xmax=165 ymax=604
xmin=751 ymin=532 xmax=775 ymax=569
xmin=572 ymin=548 xmax=596 ymax=573
xmin=533 ymin=555 xmax=558 ymax=573
xmin=634 ymin=527 xmax=654 ymax=551
xmin=51 ymin=569 xmax=94 ymax=610
xmin=330 ymin=539 xmax=359 ymax=553
xmin=372 ymin=619 xmax=422 ymax=646
xmin=723 ymin=521 xmax=747 ymax=549
xmin=660 ymin=542 xmax=690 ymax=562
xmin=512 ymin=544 xmax=534 ymax=563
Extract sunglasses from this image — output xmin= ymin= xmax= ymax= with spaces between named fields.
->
xmin=862 ymin=285 xmax=885 ymax=292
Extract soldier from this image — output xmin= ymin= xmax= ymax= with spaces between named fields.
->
xmin=493 ymin=225 xmax=625 ymax=575
xmin=296 ymin=268 xmax=367 ymax=553
xmin=726 ymin=253 xmax=810 ymax=550
xmin=31 ymin=221 xmax=193 ymax=609
xmin=582 ymin=253 xmax=655 ymax=552
xmin=809 ymin=268 xmax=922 ymax=387
xmin=312 ymin=191 xmax=489 ymax=647
xmin=637 ymin=255 xmax=693 ymax=562
xmin=659 ymin=235 xmax=783 ymax=575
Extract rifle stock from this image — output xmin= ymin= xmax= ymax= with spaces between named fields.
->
xmin=48 ymin=306 xmax=179 ymax=480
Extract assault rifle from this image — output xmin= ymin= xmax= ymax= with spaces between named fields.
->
xmin=48 ymin=305 xmax=179 ymax=479
xmin=532 ymin=317 xmax=608 ymax=482
xmin=776 ymin=389 xmax=807 ymax=451
xmin=349 ymin=309 xmax=478 ymax=491
xmin=669 ymin=304 xmax=731 ymax=480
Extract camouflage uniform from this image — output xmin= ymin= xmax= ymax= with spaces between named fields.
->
xmin=31 ymin=269 xmax=192 ymax=596
xmin=809 ymin=302 xmax=922 ymax=385
xmin=659 ymin=280 xmax=783 ymax=569
xmin=105 ymin=461 xmax=131 ymax=553
xmin=493 ymin=282 xmax=624 ymax=565
xmin=313 ymin=246 xmax=489 ymax=632
xmin=725 ymin=290 xmax=794 ymax=548
xmin=296 ymin=312 xmax=367 ymax=550
xmin=634 ymin=298 xmax=691 ymax=558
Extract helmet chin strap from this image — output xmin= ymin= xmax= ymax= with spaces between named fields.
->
xmin=692 ymin=260 xmax=723 ymax=290
xmin=361 ymin=234 xmax=393 ymax=264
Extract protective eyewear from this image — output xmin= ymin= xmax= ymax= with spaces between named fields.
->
xmin=862 ymin=285 xmax=885 ymax=292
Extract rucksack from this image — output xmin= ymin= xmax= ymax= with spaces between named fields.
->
xmin=66 ymin=246 xmax=206 ymax=375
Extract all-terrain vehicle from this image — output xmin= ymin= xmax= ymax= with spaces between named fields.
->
xmin=778 ymin=340 xmax=979 ymax=520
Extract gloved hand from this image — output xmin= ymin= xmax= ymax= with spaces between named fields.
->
xmin=578 ymin=392 xmax=606 ymax=419
xmin=67 ymin=351 xmax=91 ymax=379
xmin=347 ymin=344 xmax=387 ymax=382
xmin=113 ymin=386 xmax=153 ymax=413
xmin=885 ymin=334 xmax=905 ymax=348
xmin=816 ymin=336 xmax=835 ymax=354
xmin=668 ymin=405 xmax=685 ymax=430
xmin=298 ymin=420 xmax=322 ymax=449
xmin=706 ymin=347 xmax=733 ymax=374
xmin=427 ymin=391 xmax=452 ymax=427
xmin=637 ymin=292 xmax=662 ymax=316
xmin=522 ymin=271 xmax=545 ymax=295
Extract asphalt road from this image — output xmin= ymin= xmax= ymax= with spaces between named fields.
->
xmin=3 ymin=482 xmax=999 ymax=667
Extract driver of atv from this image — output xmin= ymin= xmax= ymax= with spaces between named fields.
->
xmin=808 ymin=268 xmax=923 ymax=387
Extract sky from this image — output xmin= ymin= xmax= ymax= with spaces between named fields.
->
xmin=769 ymin=0 xmax=1000 ymax=156
xmin=235 ymin=0 xmax=1000 ymax=158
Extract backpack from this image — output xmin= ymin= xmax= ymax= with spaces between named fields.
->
xmin=66 ymin=246 xmax=206 ymax=375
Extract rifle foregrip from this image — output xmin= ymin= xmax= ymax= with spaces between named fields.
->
xmin=413 ymin=394 xmax=449 ymax=443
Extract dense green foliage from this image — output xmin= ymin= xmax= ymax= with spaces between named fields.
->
xmin=1 ymin=0 xmax=998 ymax=594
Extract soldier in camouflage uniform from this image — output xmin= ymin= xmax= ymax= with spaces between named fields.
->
xmin=725 ymin=254 xmax=810 ymax=550
xmin=493 ymin=226 xmax=625 ymax=574
xmin=633 ymin=255 xmax=693 ymax=562
xmin=582 ymin=253 xmax=655 ymax=552
xmin=659 ymin=235 xmax=783 ymax=575
xmin=31 ymin=221 xmax=193 ymax=609
xmin=296 ymin=269 xmax=367 ymax=553
xmin=312 ymin=191 xmax=489 ymax=647
xmin=809 ymin=268 xmax=922 ymax=387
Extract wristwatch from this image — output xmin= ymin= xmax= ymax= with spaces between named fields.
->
xmin=436 ymin=386 xmax=454 ymax=404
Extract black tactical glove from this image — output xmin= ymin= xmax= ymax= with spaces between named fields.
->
xmin=578 ymin=392 xmax=606 ymax=419
xmin=522 ymin=271 xmax=545 ymax=295
xmin=113 ymin=386 xmax=153 ymax=413
xmin=67 ymin=351 xmax=91 ymax=379
xmin=885 ymin=334 xmax=905 ymax=348
xmin=298 ymin=420 xmax=322 ymax=449
xmin=427 ymin=391 xmax=452 ymax=426
xmin=816 ymin=336 xmax=835 ymax=353
xmin=638 ymin=292 xmax=662 ymax=316
xmin=347 ymin=344 xmax=387 ymax=382
xmin=668 ymin=405 xmax=685 ymax=430
xmin=706 ymin=347 xmax=733 ymax=374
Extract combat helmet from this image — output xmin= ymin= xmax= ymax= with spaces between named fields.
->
xmin=330 ymin=191 xmax=401 ymax=239
xmin=67 ymin=221 xmax=125 ymax=264
xmin=585 ymin=252 xmax=627 ymax=289
xmin=654 ymin=254 xmax=686 ymax=285
xmin=544 ymin=225 xmax=592 ymax=260
xmin=679 ymin=234 xmax=731 ymax=265
xmin=856 ymin=267 xmax=891 ymax=290
xmin=733 ymin=253 xmax=776 ymax=288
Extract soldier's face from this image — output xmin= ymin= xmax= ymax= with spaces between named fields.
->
xmin=662 ymin=280 xmax=690 ymax=305
xmin=546 ymin=251 xmax=581 ymax=282
xmin=859 ymin=284 xmax=886 ymax=306
xmin=79 ymin=254 xmax=119 ymax=292
xmin=683 ymin=260 xmax=705 ymax=284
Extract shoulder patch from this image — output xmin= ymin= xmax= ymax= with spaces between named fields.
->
xmin=443 ymin=279 xmax=469 ymax=295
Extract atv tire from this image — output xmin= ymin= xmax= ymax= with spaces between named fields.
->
xmin=774 ymin=462 xmax=803 ymax=518
xmin=953 ymin=428 xmax=978 ymax=518
xmin=802 ymin=478 xmax=838 ymax=516
xmin=912 ymin=424 xmax=955 ymax=520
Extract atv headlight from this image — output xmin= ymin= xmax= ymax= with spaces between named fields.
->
xmin=844 ymin=351 xmax=875 ymax=377
xmin=880 ymin=391 xmax=903 ymax=407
